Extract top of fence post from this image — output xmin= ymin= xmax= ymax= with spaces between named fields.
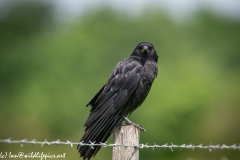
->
xmin=113 ymin=125 xmax=140 ymax=160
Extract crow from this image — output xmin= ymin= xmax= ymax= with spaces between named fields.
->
xmin=77 ymin=42 xmax=158 ymax=159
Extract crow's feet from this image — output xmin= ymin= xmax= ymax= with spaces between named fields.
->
xmin=121 ymin=116 xmax=146 ymax=132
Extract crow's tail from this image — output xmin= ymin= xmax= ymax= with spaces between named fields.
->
xmin=77 ymin=115 xmax=123 ymax=160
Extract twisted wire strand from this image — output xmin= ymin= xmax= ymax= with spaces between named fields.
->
xmin=0 ymin=138 xmax=239 ymax=151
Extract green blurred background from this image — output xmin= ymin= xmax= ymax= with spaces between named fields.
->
xmin=0 ymin=0 xmax=240 ymax=159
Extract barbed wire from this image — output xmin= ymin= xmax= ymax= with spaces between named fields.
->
xmin=0 ymin=138 xmax=240 ymax=152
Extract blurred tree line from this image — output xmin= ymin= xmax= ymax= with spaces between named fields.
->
xmin=0 ymin=1 xmax=240 ymax=160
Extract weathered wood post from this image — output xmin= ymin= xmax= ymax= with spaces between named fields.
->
xmin=112 ymin=125 xmax=140 ymax=160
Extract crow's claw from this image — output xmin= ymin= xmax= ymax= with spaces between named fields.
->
xmin=121 ymin=116 xmax=146 ymax=132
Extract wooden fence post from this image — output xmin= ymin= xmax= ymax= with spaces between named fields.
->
xmin=112 ymin=125 xmax=140 ymax=160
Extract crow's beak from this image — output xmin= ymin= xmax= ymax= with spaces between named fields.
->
xmin=141 ymin=45 xmax=150 ymax=55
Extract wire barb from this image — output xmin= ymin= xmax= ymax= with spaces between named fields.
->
xmin=0 ymin=138 xmax=240 ymax=151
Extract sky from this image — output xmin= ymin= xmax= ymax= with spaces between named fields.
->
xmin=0 ymin=0 xmax=240 ymax=21
xmin=53 ymin=0 xmax=240 ymax=21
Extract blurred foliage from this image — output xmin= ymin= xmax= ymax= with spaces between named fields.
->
xmin=0 ymin=1 xmax=240 ymax=160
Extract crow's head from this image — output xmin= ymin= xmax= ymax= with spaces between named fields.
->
xmin=131 ymin=42 xmax=158 ymax=63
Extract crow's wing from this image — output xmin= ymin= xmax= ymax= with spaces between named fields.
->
xmin=84 ymin=58 xmax=143 ymax=127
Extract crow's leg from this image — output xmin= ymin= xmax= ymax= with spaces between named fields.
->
xmin=121 ymin=116 xmax=146 ymax=132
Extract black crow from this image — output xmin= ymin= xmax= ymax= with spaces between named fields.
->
xmin=78 ymin=42 xmax=158 ymax=159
